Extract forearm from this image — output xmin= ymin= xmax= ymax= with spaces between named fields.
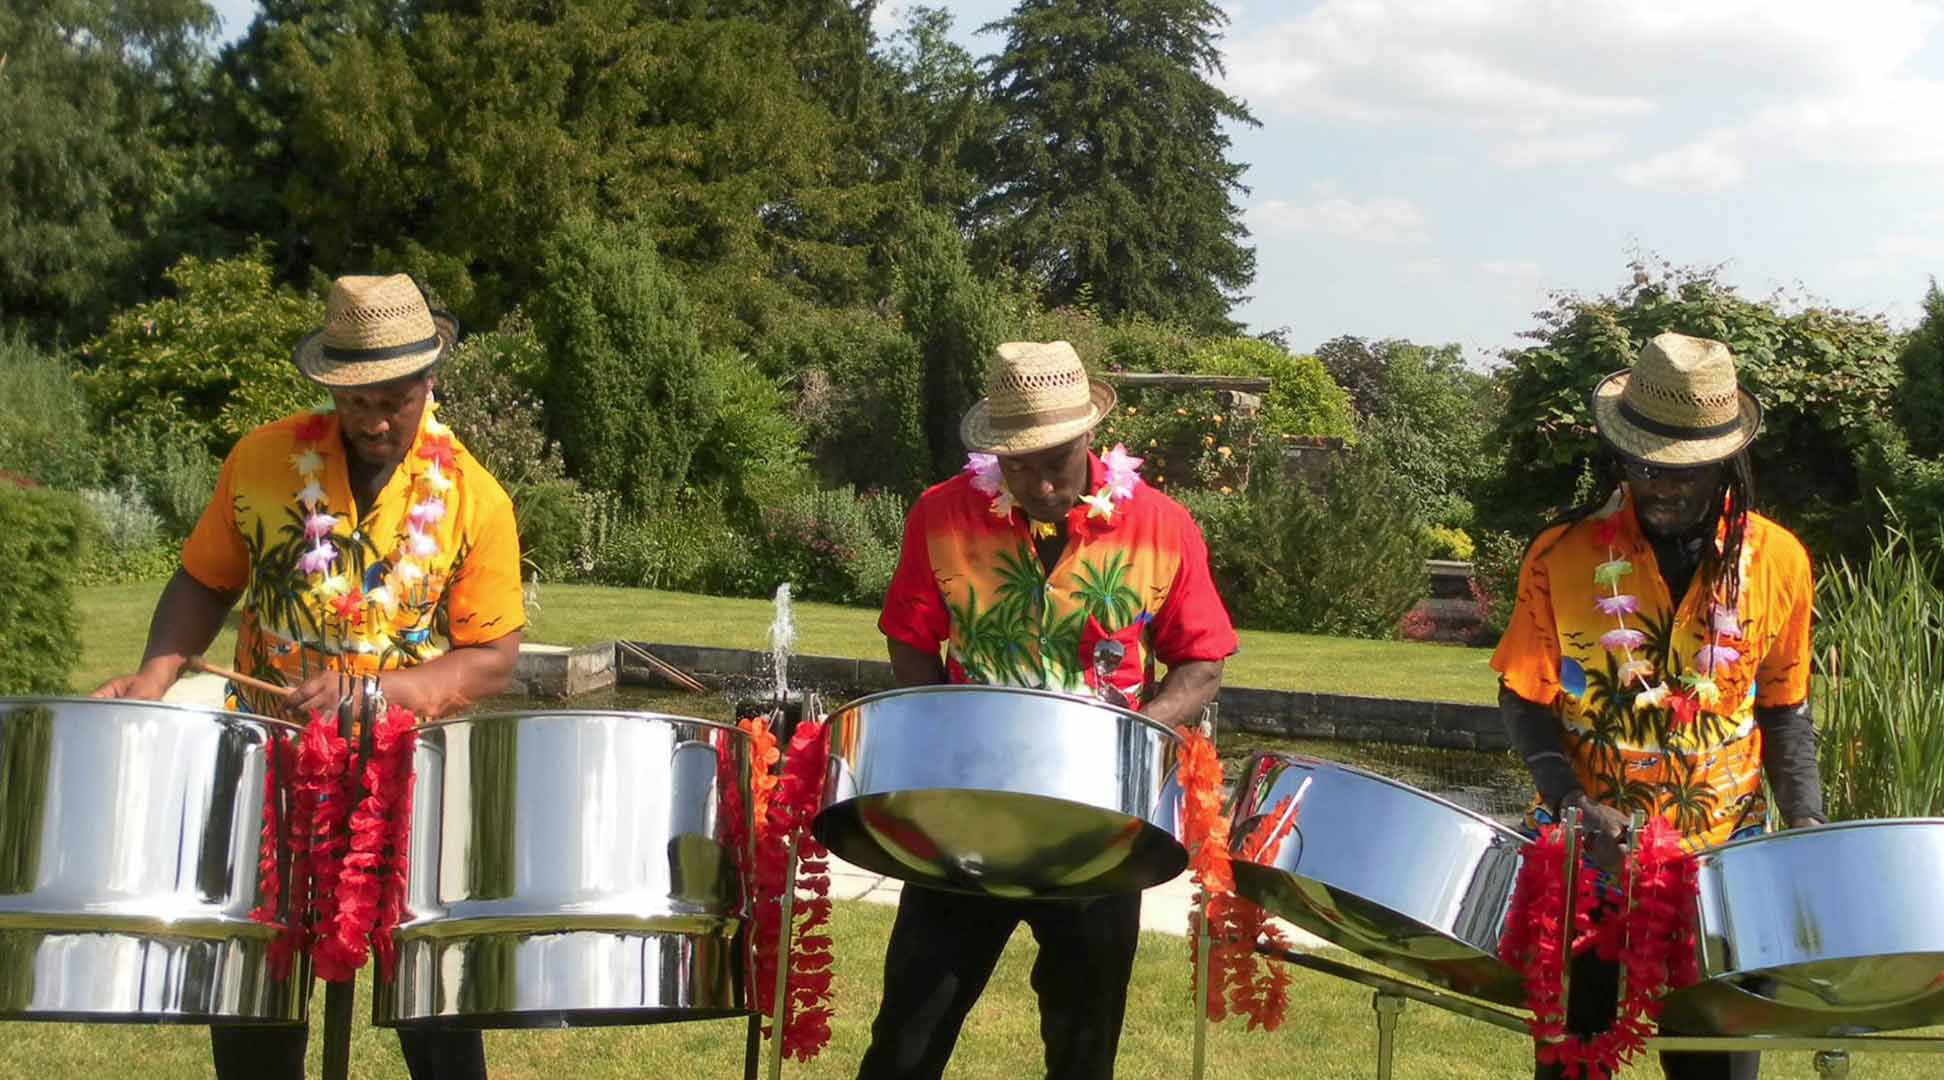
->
xmin=382 ymin=634 xmax=520 ymax=719
xmin=1499 ymin=685 xmax=1583 ymax=813
xmin=1755 ymin=700 xmax=1825 ymax=825
xmin=135 ymin=569 xmax=241 ymax=684
xmin=1141 ymin=658 xmax=1224 ymax=730
xmin=887 ymin=638 xmax=948 ymax=687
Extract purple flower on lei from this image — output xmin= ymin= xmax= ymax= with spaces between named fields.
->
xmin=303 ymin=512 xmax=338 ymax=542
xmin=1102 ymin=443 xmax=1144 ymax=500
xmin=408 ymin=498 xmax=446 ymax=528
xmin=297 ymin=540 xmax=337 ymax=575
xmin=1594 ymin=594 xmax=1638 ymax=617
xmin=1695 ymin=643 xmax=1742 ymax=673
xmin=964 ymin=453 xmax=1003 ymax=497
xmin=1599 ymin=628 xmax=1647 ymax=651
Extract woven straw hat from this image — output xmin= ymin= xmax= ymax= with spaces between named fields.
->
xmin=293 ymin=274 xmax=458 ymax=388
xmin=961 ymin=341 xmax=1116 ymax=455
xmin=1591 ymin=332 xmax=1763 ymax=467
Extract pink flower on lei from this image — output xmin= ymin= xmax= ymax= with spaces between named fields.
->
xmin=964 ymin=453 xmax=1003 ymax=496
xmin=1102 ymin=444 xmax=1144 ymax=500
xmin=297 ymin=541 xmax=338 ymax=575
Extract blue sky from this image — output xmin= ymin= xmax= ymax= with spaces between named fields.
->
xmin=207 ymin=0 xmax=1944 ymax=359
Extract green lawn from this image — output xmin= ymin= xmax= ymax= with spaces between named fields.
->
xmin=0 ymin=899 xmax=1907 ymax=1080
xmin=73 ymin=579 xmax=1500 ymax=703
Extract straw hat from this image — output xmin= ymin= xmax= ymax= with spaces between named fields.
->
xmin=960 ymin=341 xmax=1116 ymax=455
xmin=1591 ymin=332 xmax=1763 ymax=467
xmin=292 ymin=274 xmax=458 ymax=388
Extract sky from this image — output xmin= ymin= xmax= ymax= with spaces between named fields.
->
xmin=206 ymin=0 xmax=1944 ymax=359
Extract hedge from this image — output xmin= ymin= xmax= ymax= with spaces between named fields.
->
xmin=0 ymin=485 xmax=89 ymax=694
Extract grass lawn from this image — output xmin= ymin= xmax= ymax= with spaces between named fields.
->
xmin=0 ymin=898 xmax=1909 ymax=1080
xmin=72 ymin=580 xmax=1499 ymax=703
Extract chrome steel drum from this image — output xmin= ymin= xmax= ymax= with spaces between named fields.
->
xmin=1660 ymin=819 xmax=1944 ymax=1037
xmin=1228 ymin=752 xmax=1528 ymax=1004
xmin=0 ymin=697 xmax=306 ymax=1023
xmin=374 ymin=711 xmax=753 ymax=1028
xmin=814 ymin=685 xmax=1186 ymax=898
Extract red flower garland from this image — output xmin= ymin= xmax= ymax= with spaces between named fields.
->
xmin=249 ymin=734 xmax=312 ymax=980
xmin=284 ymin=706 xmax=420 ymax=984
xmin=1175 ymin=726 xmax=1295 ymax=1031
xmin=748 ymin=720 xmax=836 ymax=1061
xmin=1498 ymin=819 xmax=1700 ymax=1079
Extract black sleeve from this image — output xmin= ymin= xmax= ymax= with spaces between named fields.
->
xmin=1499 ymin=685 xmax=1582 ymax=813
xmin=1754 ymin=701 xmax=1825 ymax=824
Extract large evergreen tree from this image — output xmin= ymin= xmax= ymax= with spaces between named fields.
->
xmin=973 ymin=0 xmax=1257 ymax=332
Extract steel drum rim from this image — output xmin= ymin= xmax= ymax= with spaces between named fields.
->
xmin=827 ymin=683 xmax=1183 ymax=741
xmin=413 ymin=709 xmax=752 ymax=736
xmin=0 ymin=694 xmax=305 ymax=735
xmin=1698 ymin=816 xmax=1944 ymax=854
xmin=1253 ymin=752 xmax=1528 ymax=841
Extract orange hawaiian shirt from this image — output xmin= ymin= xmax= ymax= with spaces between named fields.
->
xmin=181 ymin=401 xmax=524 ymax=714
xmin=880 ymin=452 xmax=1238 ymax=705
xmin=1492 ymin=486 xmax=1813 ymax=849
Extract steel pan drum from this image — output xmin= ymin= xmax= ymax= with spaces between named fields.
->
xmin=373 ymin=711 xmax=753 ymax=1028
xmin=813 ymin=685 xmax=1186 ymax=898
xmin=0 ymin=697 xmax=306 ymax=1023
xmin=1660 ymin=819 xmax=1944 ymax=1037
xmin=1228 ymin=752 xmax=1528 ymax=1005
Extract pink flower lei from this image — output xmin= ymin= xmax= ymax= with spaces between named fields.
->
xmin=964 ymin=443 xmax=1145 ymax=524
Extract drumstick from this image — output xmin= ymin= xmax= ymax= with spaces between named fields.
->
xmin=185 ymin=656 xmax=295 ymax=701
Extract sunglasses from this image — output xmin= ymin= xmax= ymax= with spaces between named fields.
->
xmin=1620 ymin=460 xmax=1718 ymax=483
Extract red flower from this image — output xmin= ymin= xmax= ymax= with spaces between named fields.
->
xmin=294 ymin=413 xmax=331 ymax=443
xmin=1592 ymin=517 xmax=1622 ymax=547
xmin=747 ymin=720 xmax=837 ymax=1060
xmin=1667 ymin=692 xmax=1700 ymax=729
xmin=330 ymin=588 xmax=365 ymax=622
xmin=417 ymin=434 xmax=457 ymax=471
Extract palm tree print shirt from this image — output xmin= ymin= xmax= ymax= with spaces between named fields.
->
xmin=180 ymin=406 xmax=525 ymax=714
xmin=880 ymin=453 xmax=1238 ymax=703
xmin=1491 ymin=488 xmax=1813 ymax=849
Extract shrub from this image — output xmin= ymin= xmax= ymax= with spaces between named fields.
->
xmin=82 ymin=246 xmax=324 ymax=458
xmin=1184 ymin=337 xmax=1357 ymax=440
xmin=1424 ymin=525 xmax=1475 ymax=562
xmin=1895 ymin=280 xmax=1944 ymax=458
xmin=0 ymin=486 xmax=89 ymax=693
xmin=1097 ymin=390 xmax=1258 ymax=494
xmin=892 ymin=209 xmax=1004 ymax=480
xmin=95 ymin=421 xmax=221 ymax=541
xmin=0 ymin=334 xmax=100 ymax=489
xmin=756 ymin=306 xmax=930 ymax=495
xmin=1469 ymin=529 xmax=1527 ymax=641
xmin=585 ymin=493 xmax=753 ymax=595
xmin=1185 ymin=447 xmax=1430 ymax=638
xmin=74 ymin=479 xmax=178 ymax=585
xmin=689 ymin=347 xmax=810 ymax=511
xmin=535 ymin=217 xmax=712 ymax=509
xmin=748 ymin=485 xmax=908 ymax=606
xmin=1816 ymin=515 xmax=1944 ymax=820
xmin=436 ymin=312 xmax=569 ymax=491
xmin=507 ymin=478 xmax=589 ymax=583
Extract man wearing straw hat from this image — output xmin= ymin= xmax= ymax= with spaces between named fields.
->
xmin=1493 ymin=332 xmax=1825 ymax=1079
xmin=867 ymin=341 xmax=1239 ymax=1079
xmin=92 ymin=274 xmax=524 ymax=1080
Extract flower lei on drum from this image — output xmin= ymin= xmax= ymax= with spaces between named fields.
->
xmin=1174 ymin=726 xmax=1296 ymax=1031
xmin=1498 ymin=818 xmax=1700 ymax=1080
xmin=746 ymin=718 xmax=837 ymax=1060
xmin=247 ymin=705 xmax=419 ymax=984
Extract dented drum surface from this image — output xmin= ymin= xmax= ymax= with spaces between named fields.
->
xmin=1227 ymin=752 xmax=1529 ymax=1005
xmin=373 ymin=711 xmax=753 ymax=1028
xmin=0 ymin=697 xmax=308 ymax=1024
xmin=813 ymin=685 xmax=1187 ymax=899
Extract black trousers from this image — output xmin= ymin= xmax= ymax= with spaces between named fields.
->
xmin=210 ymin=1023 xmax=486 ymax=1079
xmin=855 ymin=885 xmax=1142 ymax=1080
xmin=1535 ymin=951 xmax=1758 ymax=1080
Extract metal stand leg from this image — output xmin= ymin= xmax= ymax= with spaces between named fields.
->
xmin=1373 ymin=991 xmax=1405 ymax=1080
xmin=764 ymin=832 xmax=801 ymax=1080
xmin=1813 ymin=1050 xmax=1851 ymax=1078
xmin=743 ymin=1014 xmax=763 ymax=1080
xmin=1192 ymin=889 xmax=1211 ymax=1080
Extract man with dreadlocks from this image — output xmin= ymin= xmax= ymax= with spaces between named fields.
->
xmin=1492 ymin=332 xmax=1824 ymax=1080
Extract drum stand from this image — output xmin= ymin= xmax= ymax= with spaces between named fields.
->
xmin=1250 ymin=806 xmax=1944 ymax=1079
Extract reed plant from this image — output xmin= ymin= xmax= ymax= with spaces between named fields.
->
xmin=1815 ymin=517 xmax=1944 ymax=821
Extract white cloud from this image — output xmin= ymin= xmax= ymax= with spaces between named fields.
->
xmin=1492 ymin=134 xmax=1622 ymax=169
xmin=1619 ymin=140 xmax=1748 ymax=192
xmin=1478 ymin=259 xmax=1544 ymax=282
xmin=1248 ymin=195 xmax=1430 ymax=246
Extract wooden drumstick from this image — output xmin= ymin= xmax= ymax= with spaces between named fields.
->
xmin=185 ymin=656 xmax=295 ymax=701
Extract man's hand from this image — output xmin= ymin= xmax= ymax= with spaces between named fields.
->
xmin=1562 ymin=791 xmax=1633 ymax=873
xmin=89 ymin=657 xmax=185 ymax=702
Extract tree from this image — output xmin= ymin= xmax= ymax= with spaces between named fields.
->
xmin=892 ymin=210 xmax=1002 ymax=480
xmin=1315 ymin=335 xmax=1389 ymax=417
xmin=0 ymin=0 xmax=220 ymax=340
xmin=1896 ymin=280 xmax=1944 ymax=458
xmin=1482 ymin=259 xmax=1903 ymax=560
xmin=973 ymin=0 xmax=1257 ymax=331
xmin=873 ymin=5 xmax=998 ymax=219
xmin=533 ymin=218 xmax=712 ymax=510
xmin=1367 ymin=342 xmax=1498 ymax=528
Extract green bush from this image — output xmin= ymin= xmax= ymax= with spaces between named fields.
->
xmin=1896 ymin=281 xmax=1944 ymax=458
xmin=1816 ymin=515 xmax=1944 ymax=820
xmin=437 ymin=313 xmax=569 ymax=491
xmin=1469 ymin=528 xmax=1526 ymax=641
xmin=507 ymin=478 xmax=589 ymax=583
xmin=535 ymin=218 xmax=712 ymax=509
xmin=1097 ymin=390 xmax=1257 ymax=494
xmin=585 ymin=493 xmax=753 ymax=595
xmin=1184 ymin=337 xmax=1357 ymax=440
xmin=0 ymin=335 xmax=100 ymax=489
xmin=1183 ymin=447 xmax=1430 ymax=638
xmin=74 ymin=480 xmax=178 ymax=585
xmin=756 ymin=307 xmax=930 ymax=495
xmin=689 ymin=347 xmax=810 ymax=511
xmin=94 ymin=421 xmax=220 ymax=541
xmin=1423 ymin=525 xmax=1475 ymax=562
xmin=893 ymin=210 xmax=1003 ymax=480
xmin=748 ymin=485 xmax=908 ymax=606
xmin=0 ymin=485 xmax=89 ymax=693
xmin=81 ymin=246 xmax=325 ymax=459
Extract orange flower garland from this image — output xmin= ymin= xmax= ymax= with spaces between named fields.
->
xmin=748 ymin=720 xmax=837 ymax=1060
xmin=1498 ymin=818 xmax=1700 ymax=1079
xmin=1176 ymin=726 xmax=1294 ymax=1031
